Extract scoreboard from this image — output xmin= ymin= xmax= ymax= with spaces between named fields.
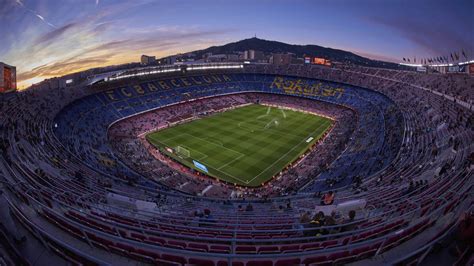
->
xmin=303 ymin=57 xmax=331 ymax=66
xmin=0 ymin=62 xmax=17 ymax=93
xmin=313 ymin=57 xmax=331 ymax=66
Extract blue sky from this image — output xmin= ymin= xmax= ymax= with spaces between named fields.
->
xmin=0 ymin=0 xmax=472 ymax=88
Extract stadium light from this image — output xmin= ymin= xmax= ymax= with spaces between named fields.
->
xmin=106 ymin=63 xmax=244 ymax=82
xmin=459 ymin=60 xmax=474 ymax=65
xmin=399 ymin=63 xmax=422 ymax=67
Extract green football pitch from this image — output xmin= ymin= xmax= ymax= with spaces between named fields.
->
xmin=146 ymin=104 xmax=332 ymax=187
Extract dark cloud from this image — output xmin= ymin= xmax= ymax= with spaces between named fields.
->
xmin=34 ymin=22 xmax=77 ymax=45
xmin=369 ymin=16 xmax=473 ymax=55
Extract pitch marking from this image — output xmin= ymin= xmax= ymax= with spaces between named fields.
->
xmin=247 ymin=120 xmax=331 ymax=184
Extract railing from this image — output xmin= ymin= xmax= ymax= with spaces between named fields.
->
xmin=3 ymin=174 xmax=471 ymax=261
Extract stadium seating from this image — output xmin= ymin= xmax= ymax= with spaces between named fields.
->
xmin=0 ymin=63 xmax=472 ymax=265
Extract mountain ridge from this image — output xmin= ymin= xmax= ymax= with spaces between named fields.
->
xmin=165 ymin=37 xmax=405 ymax=69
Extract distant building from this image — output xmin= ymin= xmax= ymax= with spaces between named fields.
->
xmin=226 ymin=54 xmax=240 ymax=62
xmin=202 ymin=52 xmax=213 ymax=60
xmin=0 ymin=62 xmax=16 ymax=93
xmin=205 ymin=54 xmax=240 ymax=63
xmin=271 ymin=53 xmax=294 ymax=65
xmin=141 ymin=55 xmax=156 ymax=65
xmin=206 ymin=54 xmax=228 ymax=62
xmin=243 ymin=50 xmax=264 ymax=61
xmin=162 ymin=56 xmax=178 ymax=65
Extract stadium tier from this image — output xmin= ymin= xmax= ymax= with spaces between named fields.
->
xmin=0 ymin=63 xmax=472 ymax=266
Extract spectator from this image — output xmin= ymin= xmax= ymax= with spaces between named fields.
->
xmin=300 ymin=211 xmax=311 ymax=236
xmin=323 ymin=211 xmax=337 ymax=235
xmin=341 ymin=210 xmax=357 ymax=232
xmin=245 ymin=203 xmax=253 ymax=212
xmin=321 ymin=191 xmax=335 ymax=205
xmin=309 ymin=211 xmax=326 ymax=236
xmin=202 ymin=209 xmax=215 ymax=225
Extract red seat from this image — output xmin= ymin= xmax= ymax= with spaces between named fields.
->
xmin=188 ymin=243 xmax=208 ymax=252
xmin=247 ymin=260 xmax=272 ymax=266
xmin=118 ymin=229 xmax=127 ymax=238
xmin=275 ymin=258 xmax=301 ymax=266
xmin=328 ymin=251 xmax=350 ymax=261
xmin=321 ymin=240 xmax=338 ymax=248
xmin=209 ymin=245 xmax=231 ymax=253
xmin=136 ymin=249 xmax=159 ymax=259
xmin=155 ymin=258 xmax=181 ymax=266
xmin=115 ymin=242 xmax=135 ymax=253
xmin=303 ymin=255 xmax=329 ymax=265
xmin=301 ymin=242 xmax=320 ymax=251
xmin=189 ymin=258 xmax=214 ymax=266
xmin=258 ymin=246 xmax=279 ymax=254
xmin=352 ymin=243 xmax=381 ymax=259
xmin=167 ymin=240 xmax=186 ymax=249
xmin=351 ymin=246 xmax=370 ymax=256
xmin=162 ymin=254 xmax=187 ymax=264
xmin=217 ymin=261 xmax=244 ymax=266
xmin=109 ymin=245 xmax=128 ymax=256
xmin=235 ymin=245 xmax=257 ymax=254
xmin=130 ymin=232 xmax=146 ymax=241
xmin=342 ymin=237 xmax=351 ymax=245
xmin=129 ymin=251 xmax=154 ymax=263
xmin=280 ymin=244 xmax=300 ymax=253
xmin=86 ymin=233 xmax=113 ymax=249
xmin=145 ymin=236 xmax=165 ymax=246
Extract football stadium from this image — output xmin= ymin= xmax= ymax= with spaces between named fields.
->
xmin=0 ymin=1 xmax=473 ymax=266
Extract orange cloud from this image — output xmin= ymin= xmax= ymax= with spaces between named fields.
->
xmin=5 ymin=1 xmax=235 ymax=89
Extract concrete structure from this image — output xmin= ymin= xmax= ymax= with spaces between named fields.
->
xmin=140 ymin=55 xmax=156 ymax=65
xmin=206 ymin=54 xmax=240 ymax=63
xmin=0 ymin=62 xmax=17 ymax=93
xmin=244 ymin=50 xmax=264 ymax=61
xmin=271 ymin=53 xmax=294 ymax=65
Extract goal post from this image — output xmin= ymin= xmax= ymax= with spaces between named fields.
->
xmin=176 ymin=146 xmax=191 ymax=158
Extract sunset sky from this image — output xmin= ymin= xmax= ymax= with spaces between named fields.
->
xmin=1 ymin=0 xmax=473 ymax=89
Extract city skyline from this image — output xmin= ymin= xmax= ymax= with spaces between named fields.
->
xmin=1 ymin=0 xmax=472 ymax=89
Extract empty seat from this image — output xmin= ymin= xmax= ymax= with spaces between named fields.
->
xmin=275 ymin=258 xmax=301 ymax=266
xmin=247 ymin=260 xmax=272 ymax=266
xmin=167 ymin=240 xmax=186 ymax=249
xmin=188 ymin=243 xmax=209 ymax=252
xmin=301 ymin=242 xmax=320 ymax=251
xmin=258 ymin=246 xmax=280 ymax=254
xmin=235 ymin=245 xmax=257 ymax=254
xmin=217 ymin=261 xmax=244 ymax=266
xmin=321 ymin=240 xmax=338 ymax=248
xmin=209 ymin=245 xmax=231 ymax=253
xmin=303 ymin=255 xmax=329 ymax=265
xmin=161 ymin=254 xmax=187 ymax=265
xmin=145 ymin=236 xmax=165 ymax=246
xmin=189 ymin=258 xmax=214 ymax=266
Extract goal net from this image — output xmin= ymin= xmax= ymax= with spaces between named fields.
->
xmin=176 ymin=146 xmax=190 ymax=158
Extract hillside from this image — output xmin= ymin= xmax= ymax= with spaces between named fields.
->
xmin=166 ymin=37 xmax=405 ymax=69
